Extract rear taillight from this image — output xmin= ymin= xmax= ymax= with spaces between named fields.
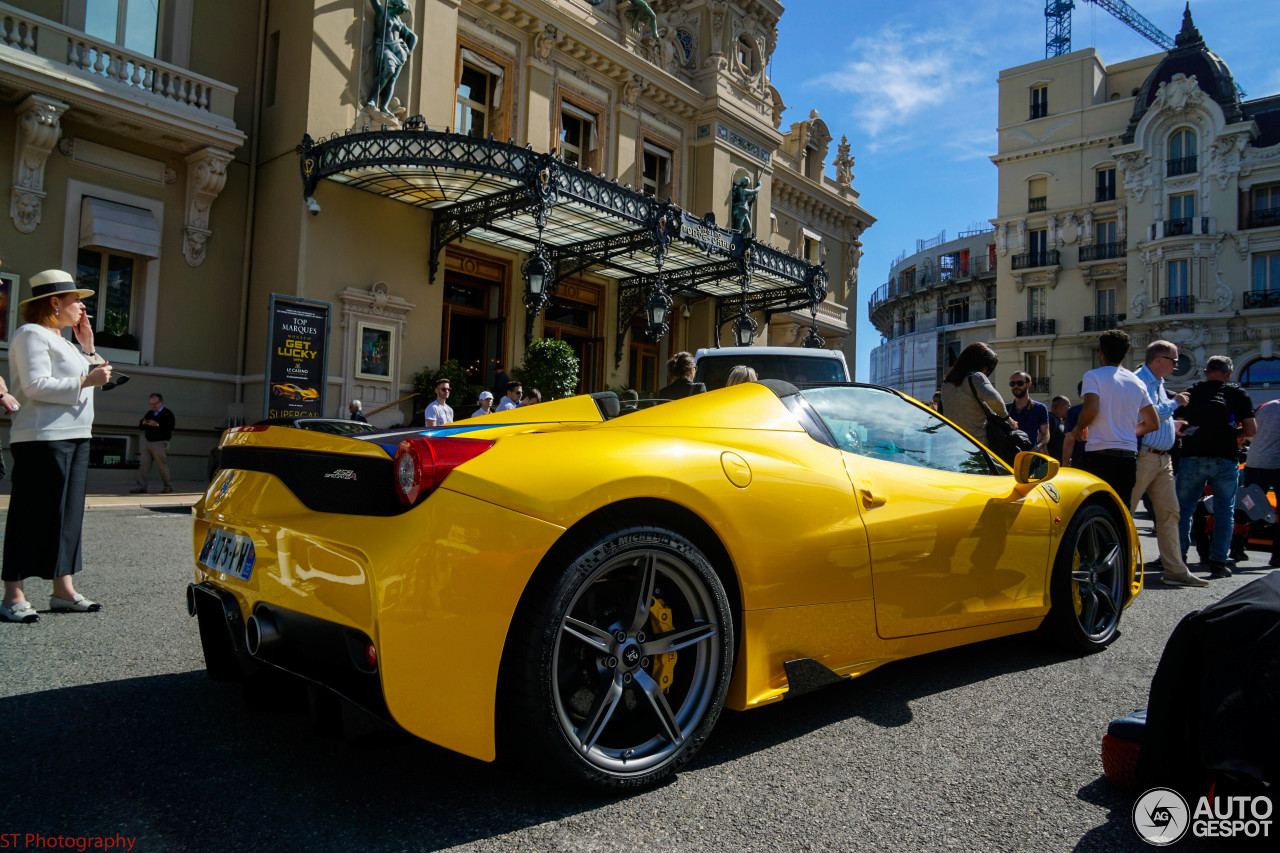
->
xmin=394 ymin=437 xmax=494 ymax=506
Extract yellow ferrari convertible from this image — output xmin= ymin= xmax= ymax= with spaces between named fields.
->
xmin=189 ymin=380 xmax=1140 ymax=789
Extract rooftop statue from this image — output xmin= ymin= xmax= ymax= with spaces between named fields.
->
xmin=368 ymin=0 xmax=418 ymax=115
xmin=587 ymin=0 xmax=658 ymax=38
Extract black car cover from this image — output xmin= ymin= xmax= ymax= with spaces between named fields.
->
xmin=1136 ymin=573 xmax=1280 ymax=800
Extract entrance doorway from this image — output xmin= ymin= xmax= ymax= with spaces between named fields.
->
xmin=542 ymin=281 xmax=603 ymax=393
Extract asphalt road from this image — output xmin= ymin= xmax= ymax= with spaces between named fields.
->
xmin=0 ymin=509 xmax=1261 ymax=852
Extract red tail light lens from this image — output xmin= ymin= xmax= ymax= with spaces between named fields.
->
xmin=394 ymin=437 xmax=494 ymax=506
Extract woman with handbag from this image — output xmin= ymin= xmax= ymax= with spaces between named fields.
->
xmin=938 ymin=342 xmax=1031 ymax=465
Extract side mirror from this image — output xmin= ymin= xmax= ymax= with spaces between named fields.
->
xmin=1013 ymin=451 xmax=1058 ymax=484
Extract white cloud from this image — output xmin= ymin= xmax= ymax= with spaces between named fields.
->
xmin=809 ymin=23 xmax=986 ymax=142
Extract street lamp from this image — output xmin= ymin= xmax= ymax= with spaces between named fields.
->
xmin=733 ymin=309 xmax=757 ymax=347
xmin=645 ymin=286 xmax=672 ymax=342
xmin=522 ymin=244 xmax=551 ymax=307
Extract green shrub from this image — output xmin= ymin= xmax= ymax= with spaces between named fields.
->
xmin=514 ymin=338 xmax=580 ymax=401
xmin=411 ymin=359 xmax=483 ymax=409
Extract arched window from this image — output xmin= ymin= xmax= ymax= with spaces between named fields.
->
xmin=1238 ymin=358 xmax=1280 ymax=388
xmin=1168 ymin=129 xmax=1198 ymax=176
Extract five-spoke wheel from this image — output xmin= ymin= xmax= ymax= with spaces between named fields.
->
xmin=504 ymin=523 xmax=733 ymax=789
xmin=1044 ymin=504 xmax=1126 ymax=651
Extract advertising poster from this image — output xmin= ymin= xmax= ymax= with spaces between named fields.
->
xmin=264 ymin=294 xmax=330 ymax=420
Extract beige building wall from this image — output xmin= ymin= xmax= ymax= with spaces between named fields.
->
xmin=2 ymin=0 xmax=875 ymax=478
xmin=990 ymin=12 xmax=1280 ymax=405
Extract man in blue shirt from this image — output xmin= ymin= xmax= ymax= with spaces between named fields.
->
xmin=1134 ymin=340 xmax=1208 ymax=587
xmin=1006 ymin=371 xmax=1049 ymax=453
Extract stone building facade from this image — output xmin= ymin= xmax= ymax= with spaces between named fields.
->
xmin=867 ymin=227 xmax=999 ymax=402
xmin=991 ymin=8 xmax=1280 ymax=403
xmin=0 ymin=0 xmax=873 ymax=479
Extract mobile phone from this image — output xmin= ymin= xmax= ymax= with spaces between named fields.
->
xmin=1181 ymin=425 xmax=1199 ymax=436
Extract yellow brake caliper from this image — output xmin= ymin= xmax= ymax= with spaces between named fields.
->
xmin=648 ymin=597 xmax=677 ymax=694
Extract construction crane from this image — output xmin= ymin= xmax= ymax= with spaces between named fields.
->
xmin=1046 ymin=0 xmax=1174 ymax=58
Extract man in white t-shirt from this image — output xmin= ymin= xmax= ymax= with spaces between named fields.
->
xmin=422 ymin=378 xmax=453 ymax=427
xmin=1071 ymin=329 xmax=1158 ymax=508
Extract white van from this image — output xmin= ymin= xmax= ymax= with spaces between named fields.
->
xmin=693 ymin=346 xmax=850 ymax=390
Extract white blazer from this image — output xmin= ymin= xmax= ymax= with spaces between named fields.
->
xmin=8 ymin=323 xmax=95 ymax=443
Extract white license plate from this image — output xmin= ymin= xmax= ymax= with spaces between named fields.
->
xmin=199 ymin=527 xmax=257 ymax=581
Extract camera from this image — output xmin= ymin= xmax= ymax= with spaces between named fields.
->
xmin=305 ymin=196 xmax=321 ymax=216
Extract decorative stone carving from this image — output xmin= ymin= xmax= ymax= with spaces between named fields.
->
xmin=622 ymin=73 xmax=643 ymax=107
xmin=833 ymin=135 xmax=853 ymax=188
xmin=1213 ymin=260 xmax=1233 ymax=312
xmin=1016 ymin=220 xmax=1026 ymax=254
xmin=1117 ymin=205 xmax=1127 ymax=241
xmin=182 ymin=147 xmax=233 ymax=267
xmin=996 ymin=223 xmax=1007 ymax=256
xmin=1130 ymin=287 xmax=1148 ymax=319
xmin=1115 ymin=151 xmax=1151 ymax=202
xmin=1208 ymin=130 xmax=1249 ymax=190
xmin=10 ymin=95 xmax=67 ymax=234
xmin=1081 ymin=210 xmax=1094 ymax=246
xmin=1151 ymin=73 xmax=1206 ymax=114
xmin=1047 ymin=214 xmax=1060 ymax=249
xmin=534 ymin=24 xmax=558 ymax=61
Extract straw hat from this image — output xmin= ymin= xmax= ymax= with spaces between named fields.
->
xmin=18 ymin=269 xmax=95 ymax=306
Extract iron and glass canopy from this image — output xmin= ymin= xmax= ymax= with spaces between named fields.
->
xmin=297 ymin=126 xmax=829 ymax=362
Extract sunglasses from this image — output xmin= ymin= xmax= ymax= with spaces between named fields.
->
xmin=1010 ymin=381 xmax=1027 ymax=387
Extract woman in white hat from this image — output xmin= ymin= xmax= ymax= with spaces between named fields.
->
xmin=2 ymin=270 xmax=115 ymax=623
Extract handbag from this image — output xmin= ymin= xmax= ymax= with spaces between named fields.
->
xmin=967 ymin=374 xmax=1034 ymax=465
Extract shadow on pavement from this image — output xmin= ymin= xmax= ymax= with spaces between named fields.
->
xmin=695 ymin=632 xmax=1082 ymax=770
xmin=0 ymin=671 xmax=619 ymax=851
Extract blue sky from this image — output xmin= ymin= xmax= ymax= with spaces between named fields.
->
xmin=767 ymin=0 xmax=1280 ymax=380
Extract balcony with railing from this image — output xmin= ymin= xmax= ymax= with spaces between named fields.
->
xmin=1244 ymin=290 xmax=1280 ymax=310
xmin=1080 ymin=242 xmax=1126 ymax=262
xmin=1016 ymin=319 xmax=1056 ymax=336
xmin=1028 ymin=196 xmax=1046 ymax=212
xmin=1029 ymin=377 xmax=1050 ymax=394
xmin=1160 ymin=295 xmax=1194 ymax=315
xmin=1011 ymin=250 xmax=1060 ymax=270
xmin=1149 ymin=217 xmax=1212 ymax=240
xmin=1167 ymin=156 xmax=1198 ymax=177
xmin=0 ymin=3 xmax=242 ymax=150
xmin=1247 ymin=207 xmax=1280 ymax=230
xmin=1084 ymin=313 xmax=1126 ymax=331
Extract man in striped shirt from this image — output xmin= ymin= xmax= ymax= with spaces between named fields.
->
xmin=1134 ymin=340 xmax=1209 ymax=587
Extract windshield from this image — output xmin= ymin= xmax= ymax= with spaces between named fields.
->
xmin=800 ymin=386 xmax=1001 ymax=476
xmin=696 ymin=355 xmax=847 ymax=390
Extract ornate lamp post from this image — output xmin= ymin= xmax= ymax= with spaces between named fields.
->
xmin=802 ymin=266 xmax=829 ymax=348
xmin=523 ymin=163 xmax=558 ymax=346
xmin=733 ymin=246 xmax=757 ymax=347
xmin=644 ymin=210 xmax=674 ymax=343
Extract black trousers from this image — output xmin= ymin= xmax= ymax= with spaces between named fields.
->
xmin=1081 ymin=450 xmax=1138 ymax=510
xmin=2 ymin=439 xmax=89 ymax=581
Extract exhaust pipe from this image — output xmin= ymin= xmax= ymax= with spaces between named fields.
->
xmin=244 ymin=606 xmax=280 ymax=657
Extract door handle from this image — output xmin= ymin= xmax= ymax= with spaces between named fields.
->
xmin=860 ymin=488 xmax=887 ymax=509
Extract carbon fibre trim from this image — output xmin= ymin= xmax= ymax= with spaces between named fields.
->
xmin=218 ymin=446 xmax=406 ymax=516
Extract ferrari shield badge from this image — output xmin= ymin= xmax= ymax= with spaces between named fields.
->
xmin=1041 ymin=482 xmax=1060 ymax=503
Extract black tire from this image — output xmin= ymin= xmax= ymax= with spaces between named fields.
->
xmin=1043 ymin=504 xmax=1126 ymax=652
xmin=502 ymin=522 xmax=734 ymax=790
